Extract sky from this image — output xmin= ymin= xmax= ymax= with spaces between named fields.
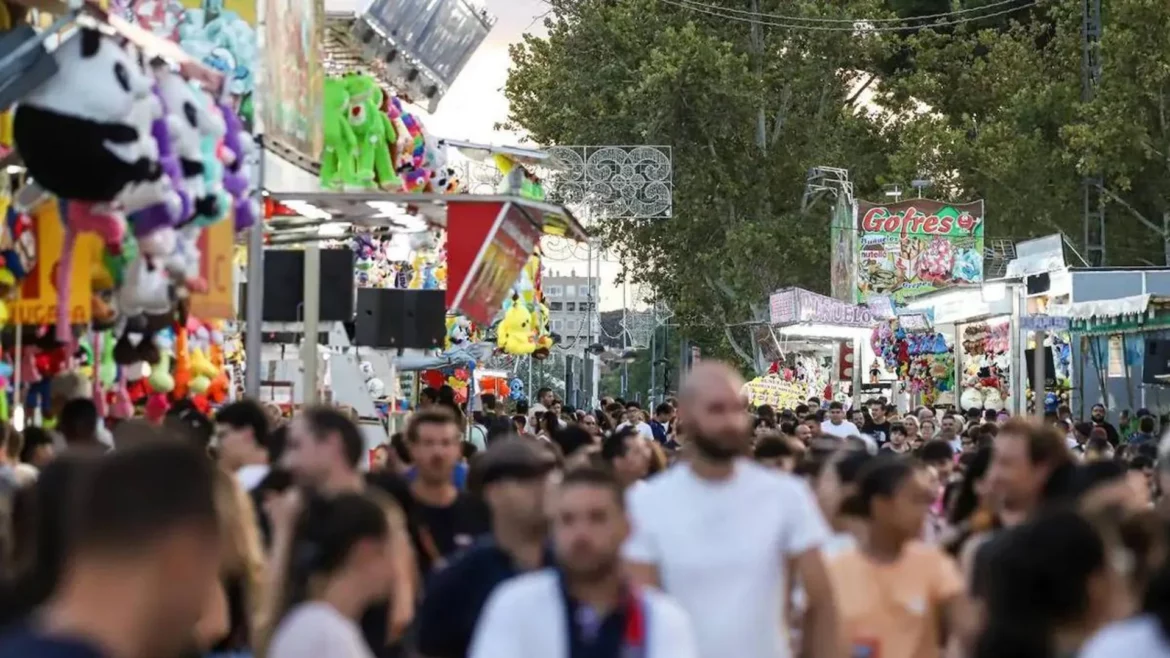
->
xmin=424 ymin=0 xmax=629 ymax=312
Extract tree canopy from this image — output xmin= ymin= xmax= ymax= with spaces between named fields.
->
xmin=504 ymin=0 xmax=1170 ymax=371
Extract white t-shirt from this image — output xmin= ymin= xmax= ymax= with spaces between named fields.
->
xmin=617 ymin=421 xmax=655 ymax=441
xmin=820 ymin=420 xmax=861 ymax=439
xmin=268 ymin=602 xmax=374 ymax=658
xmin=469 ymin=569 xmax=698 ymax=658
xmin=623 ymin=460 xmax=830 ymax=658
xmin=236 ymin=464 xmax=270 ymax=492
xmin=1082 ymin=615 xmax=1170 ymax=657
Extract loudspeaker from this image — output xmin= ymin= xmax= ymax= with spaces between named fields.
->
xmin=354 ymin=288 xmax=446 ymax=349
xmin=240 ymin=249 xmax=356 ymax=322
xmin=1024 ymin=348 xmax=1057 ymax=389
xmin=1143 ymin=339 xmax=1170 ymax=385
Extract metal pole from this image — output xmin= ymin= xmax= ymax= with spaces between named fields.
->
xmin=621 ymin=272 xmax=628 ymax=398
xmin=244 ymin=214 xmax=265 ymax=398
xmin=585 ymin=238 xmax=594 ymax=407
xmin=649 ymin=325 xmax=656 ymax=408
xmin=302 ymin=243 xmax=320 ymax=404
xmin=1033 ymin=330 xmax=1046 ymax=421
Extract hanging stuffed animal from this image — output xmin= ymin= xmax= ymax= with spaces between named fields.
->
xmin=320 ymin=77 xmax=357 ymax=189
xmin=15 ymin=28 xmax=166 ymax=214
xmin=13 ymin=29 xmax=172 ymax=342
xmin=343 ymin=75 xmax=399 ymax=190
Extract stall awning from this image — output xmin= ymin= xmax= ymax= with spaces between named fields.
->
xmin=1049 ymin=294 xmax=1170 ymax=336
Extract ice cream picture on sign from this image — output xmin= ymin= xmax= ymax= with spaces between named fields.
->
xmin=854 ymin=199 xmax=985 ymax=304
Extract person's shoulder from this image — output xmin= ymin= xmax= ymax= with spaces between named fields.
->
xmin=487 ymin=569 xmax=560 ymax=608
xmin=434 ymin=540 xmax=507 ymax=579
xmin=1082 ymin=615 xmax=1170 ymax=657
xmin=739 ymin=459 xmax=807 ymax=492
xmin=365 ymin=471 xmax=412 ymax=507
xmin=0 ymin=629 xmax=106 ymax=658
xmin=640 ymin=585 xmax=692 ymax=630
xmin=902 ymin=539 xmax=955 ymax=563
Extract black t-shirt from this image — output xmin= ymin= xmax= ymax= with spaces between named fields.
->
xmin=409 ymin=492 xmax=491 ymax=576
xmin=1094 ymin=420 xmax=1120 ymax=446
xmin=415 ymin=539 xmax=555 ymax=658
xmin=863 ymin=420 xmax=892 ymax=446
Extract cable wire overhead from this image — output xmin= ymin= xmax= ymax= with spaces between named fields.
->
xmin=659 ymin=0 xmax=1042 ymax=32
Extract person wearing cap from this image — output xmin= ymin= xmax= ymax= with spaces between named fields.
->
xmin=414 ymin=439 xmax=557 ymax=658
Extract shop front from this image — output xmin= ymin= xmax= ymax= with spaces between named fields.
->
xmin=748 ymin=287 xmax=876 ymax=408
xmin=897 ymin=284 xmax=1024 ymax=415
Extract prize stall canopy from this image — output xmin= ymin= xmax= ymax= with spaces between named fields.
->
xmin=746 ymin=287 xmax=875 ymax=409
xmin=1051 ymin=294 xmax=1170 ymax=412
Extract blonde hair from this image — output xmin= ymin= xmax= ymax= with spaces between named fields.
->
xmin=212 ymin=468 xmax=266 ymax=649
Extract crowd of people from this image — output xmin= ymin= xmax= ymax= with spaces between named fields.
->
xmin=2 ymin=362 xmax=1170 ymax=657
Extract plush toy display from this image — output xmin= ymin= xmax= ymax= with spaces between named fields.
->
xmin=343 ymin=75 xmax=399 ymax=190
xmin=15 ymin=29 xmax=165 ymax=209
xmin=320 ymin=77 xmax=356 ymax=189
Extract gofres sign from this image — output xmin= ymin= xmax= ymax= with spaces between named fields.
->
xmin=854 ymin=199 xmax=985 ymax=304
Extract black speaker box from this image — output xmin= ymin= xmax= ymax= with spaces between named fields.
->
xmin=1144 ymin=339 xmax=1170 ymax=385
xmin=239 ymin=249 xmax=355 ymax=322
xmin=354 ymin=288 xmax=446 ymax=349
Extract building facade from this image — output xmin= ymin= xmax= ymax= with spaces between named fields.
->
xmin=543 ymin=271 xmax=599 ymax=349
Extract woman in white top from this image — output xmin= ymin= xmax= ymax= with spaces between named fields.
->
xmin=266 ymin=493 xmax=393 ymax=658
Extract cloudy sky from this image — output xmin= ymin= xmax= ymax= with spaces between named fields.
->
xmin=425 ymin=0 xmax=629 ymax=311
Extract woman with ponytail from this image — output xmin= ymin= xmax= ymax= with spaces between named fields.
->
xmin=976 ymin=509 xmax=1121 ymax=658
xmin=266 ymin=493 xmax=393 ymax=658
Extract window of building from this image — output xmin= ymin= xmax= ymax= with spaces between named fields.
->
xmin=546 ymin=285 xmax=563 ymax=297
xmin=549 ymin=301 xmax=563 ymax=311
xmin=579 ymin=285 xmax=592 ymax=298
xmin=552 ymin=320 xmax=563 ymax=332
xmin=566 ymin=302 xmax=576 ymax=312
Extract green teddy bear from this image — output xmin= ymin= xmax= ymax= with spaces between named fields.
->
xmin=320 ymin=77 xmax=358 ymax=190
xmin=343 ymin=74 xmax=400 ymax=190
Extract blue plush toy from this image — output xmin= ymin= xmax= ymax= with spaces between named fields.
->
xmin=509 ymin=377 xmax=526 ymax=402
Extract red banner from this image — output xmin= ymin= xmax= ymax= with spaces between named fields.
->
xmin=445 ymin=200 xmax=540 ymax=326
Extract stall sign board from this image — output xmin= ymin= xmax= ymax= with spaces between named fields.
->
xmin=742 ymin=375 xmax=805 ymax=409
xmin=769 ymin=289 xmax=797 ymax=324
xmin=1021 ymin=315 xmax=1070 ymax=331
xmin=446 ymin=200 xmax=541 ymax=326
xmin=189 ymin=219 xmax=235 ymax=319
xmin=770 ymin=287 xmax=874 ymax=328
xmin=15 ymin=201 xmax=94 ymax=326
xmin=855 ymin=199 xmax=985 ymax=304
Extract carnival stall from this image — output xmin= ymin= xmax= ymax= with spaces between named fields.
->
xmin=750 ymin=287 xmax=876 ymax=407
xmin=895 ymin=284 xmax=1021 ymax=414
xmin=0 ymin=0 xmax=259 ymax=428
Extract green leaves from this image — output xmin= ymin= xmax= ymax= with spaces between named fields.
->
xmin=505 ymin=0 xmax=1170 ymax=367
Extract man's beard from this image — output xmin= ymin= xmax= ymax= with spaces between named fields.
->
xmin=563 ymin=555 xmax=620 ymax=585
xmin=690 ymin=431 xmax=743 ymax=462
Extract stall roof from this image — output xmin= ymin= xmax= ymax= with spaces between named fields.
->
xmin=264 ymin=192 xmax=587 ymax=244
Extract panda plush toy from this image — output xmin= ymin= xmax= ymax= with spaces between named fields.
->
xmin=14 ymin=28 xmax=166 ymax=207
